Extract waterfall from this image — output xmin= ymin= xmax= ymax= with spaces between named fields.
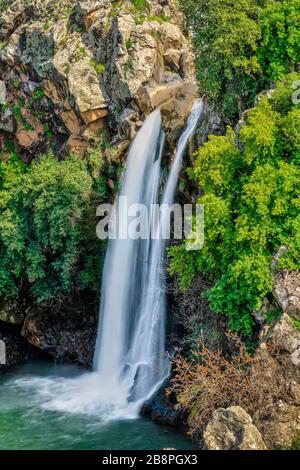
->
xmin=9 ymin=100 xmax=204 ymax=421
xmin=94 ymin=99 xmax=204 ymax=417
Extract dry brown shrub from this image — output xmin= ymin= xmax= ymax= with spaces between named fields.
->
xmin=167 ymin=336 xmax=290 ymax=439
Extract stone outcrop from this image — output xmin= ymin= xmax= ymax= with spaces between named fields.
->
xmin=204 ymin=406 xmax=267 ymax=450
xmin=21 ymin=305 xmax=97 ymax=368
xmin=273 ymin=270 xmax=300 ymax=320
xmin=0 ymin=1 xmax=198 ymax=367
xmin=0 ymin=0 xmax=197 ymax=160
xmin=260 ymin=313 xmax=300 ymax=357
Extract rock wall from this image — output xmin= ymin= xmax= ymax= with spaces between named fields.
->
xmin=0 ymin=0 xmax=198 ymax=163
xmin=0 ymin=0 xmax=199 ymax=368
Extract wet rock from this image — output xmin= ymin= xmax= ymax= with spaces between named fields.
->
xmin=274 ymin=270 xmax=300 ymax=319
xmin=118 ymin=108 xmax=139 ymax=140
xmin=0 ymin=321 xmax=36 ymax=373
xmin=204 ymin=406 xmax=267 ymax=450
xmin=21 ymin=304 xmax=97 ymax=368
xmin=142 ymin=383 xmax=180 ymax=427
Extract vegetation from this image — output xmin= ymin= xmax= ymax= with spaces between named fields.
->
xmin=169 ymin=75 xmax=300 ymax=335
xmin=168 ymin=337 xmax=292 ymax=446
xmin=180 ymin=0 xmax=300 ymax=120
xmin=0 ymin=148 xmax=114 ymax=305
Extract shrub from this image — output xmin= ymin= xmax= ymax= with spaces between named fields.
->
xmin=0 ymin=153 xmax=105 ymax=303
xmin=169 ymin=75 xmax=300 ymax=335
xmin=181 ymin=0 xmax=300 ymax=119
xmin=168 ymin=337 xmax=289 ymax=441
xmin=258 ymin=0 xmax=300 ymax=82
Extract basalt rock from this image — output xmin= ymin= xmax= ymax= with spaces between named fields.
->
xmin=21 ymin=300 xmax=98 ymax=368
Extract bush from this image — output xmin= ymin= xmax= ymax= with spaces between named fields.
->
xmin=258 ymin=0 xmax=300 ymax=82
xmin=169 ymin=75 xmax=300 ymax=335
xmin=181 ymin=0 xmax=300 ymax=119
xmin=168 ymin=337 xmax=289 ymax=441
xmin=0 ymin=152 xmax=105 ymax=303
xmin=180 ymin=0 xmax=262 ymax=119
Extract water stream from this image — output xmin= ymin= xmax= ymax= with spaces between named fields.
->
xmin=0 ymin=101 xmax=203 ymax=449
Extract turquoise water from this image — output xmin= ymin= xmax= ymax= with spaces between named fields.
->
xmin=0 ymin=361 xmax=194 ymax=450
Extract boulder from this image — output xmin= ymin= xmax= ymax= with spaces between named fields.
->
xmin=261 ymin=313 xmax=300 ymax=355
xmin=164 ymin=48 xmax=181 ymax=71
xmin=65 ymin=134 xmax=89 ymax=155
xmin=16 ymin=128 xmax=44 ymax=149
xmin=274 ymin=270 xmax=300 ymax=319
xmin=204 ymin=406 xmax=267 ymax=450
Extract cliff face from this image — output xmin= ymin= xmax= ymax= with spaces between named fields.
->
xmin=0 ymin=0 xmax=198 ymax=368
xmin=0 ymin=0 xmax=197 ymax=161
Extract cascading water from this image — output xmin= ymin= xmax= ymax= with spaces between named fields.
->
xmin=93 ymin=99 xmax=204 ymax=417
xmin=10 ymin=100 xmax=203 ymax=421
xmin=93 ymin=109 xmax=168 ymax=414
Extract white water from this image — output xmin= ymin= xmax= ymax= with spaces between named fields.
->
xmin=93 ymin=99 xmax=204 ymax=417
xmin=7 ymin=100 xmax=203 ymax=421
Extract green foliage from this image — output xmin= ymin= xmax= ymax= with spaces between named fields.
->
xmin=89 ymin=59 xmax=105 ymax=75
xmin=130 ymin=0 xmax=150 ymax=12
xmin=169 ymin=76 xmax=300 ymax=335
xmin=180 ymin=0 xmax=263 ymax=119
xmin=293 ymin=319 xmax=300 ymax=332
xmin=124 ymin=55 xmax=133 ymax=72
xmin=181 ymin=0 xmax=300 ymax=119
xmin=126 ymin=38 xmax=133 ymax=50
xmin=33 ymin=89 xmax=44 ymax=100
xmin=0 ymin=152 xmax=109 ymax=303
xmin=258 ymin=0 xmax=300 ymax=82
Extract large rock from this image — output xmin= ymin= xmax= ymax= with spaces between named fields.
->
xmin=261 ymin=313 xmax=300 ymax=355
xmin=21 ymin=305 xmax=97 ymax=368
xmin=274 ymin=270 xmax=300 ymax=319
xmin=204 ymin=406 xmax=267 ymax=450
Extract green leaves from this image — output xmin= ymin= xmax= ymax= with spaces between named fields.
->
xmin=181 ymin=0 xmax=300 ymax=119
xmin=0 ymin=153 xmax=101 ymax=303
xmin=258 ymin=0 xmax=300 ymax=82
xmin=169 ymin=76 xmax=300 ymax=335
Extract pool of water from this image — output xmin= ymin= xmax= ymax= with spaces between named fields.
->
xmin=0 ymin=361 xmax=194 ymax=450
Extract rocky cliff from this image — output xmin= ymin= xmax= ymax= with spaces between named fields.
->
xmin=0 ymin=0 xmax=199 ymax=368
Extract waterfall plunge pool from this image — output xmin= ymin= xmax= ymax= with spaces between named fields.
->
xmin=0 ymin=360 xmax=194 ymax=450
